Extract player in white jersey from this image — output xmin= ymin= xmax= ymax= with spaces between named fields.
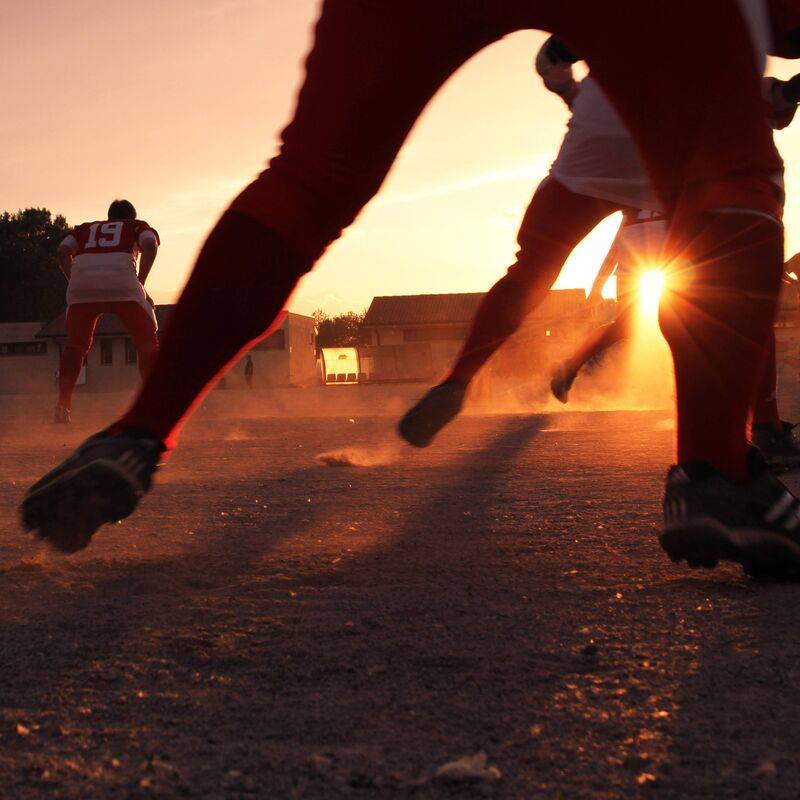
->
xmin=54 ymin=200 xmax=160 ymax=422
xmin=402 ymin=35 xmax=800 ymax=453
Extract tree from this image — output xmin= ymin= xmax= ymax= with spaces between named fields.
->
xmin=0 ymin=208 xmax=70 ymax=322
xmin=313 ymin=309 xmax=366 ymax=347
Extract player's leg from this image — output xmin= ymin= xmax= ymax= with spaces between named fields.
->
xmin=399 ymin=178 xmax=619 ymax=446
xmin=451 ymin=179 xmax=619 ymax=384
xmin=112 ymin=0 xmax=498 ymax=449
xmin=750 ymin=331 xmax=800 ymax=470
xmin=56 ymin=304 xmax=100 ymax=420
xmin=549 ymin=2 xmax=800 ymax=576
xmin=111 ymin=301 xmax=160 ymax=380
xmin=560 ymin=2 xmax=782 ymax=475
xmin=551 ymin=269 xmax=638 ymax=403
xmin=21 ymin=0 xmax=505 ymax=550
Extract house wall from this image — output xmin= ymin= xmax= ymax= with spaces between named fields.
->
xmin=224 ymin=314 xmax=317 ymax=388
xmin=0 ymin=323 xmax=60 ymax=394
xmin=288 ymin=315 xmax=318 ymax=386
xmin=77 ymin=336 xmax=142 ymax=394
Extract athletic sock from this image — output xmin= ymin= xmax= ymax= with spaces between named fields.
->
xmin=117 ymin=211 xmax=309 ymax=447
xmin=659 ymin=212 xmax=783 ymax=482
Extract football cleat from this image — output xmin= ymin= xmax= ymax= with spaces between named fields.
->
xmin=549 ymin=361 xmax=576 ymax=404
xmin=53 ymin=405 xmax=71 ymax=424
xmin=661 ymin=450 xmax=800 ymax=580
xmin=751 ymin=421 xmax=800 ymax=472
xmin=21 ymin=428 xmax=164 ymax=553
xmin=398 ymin=380 xmax=467 ymax=448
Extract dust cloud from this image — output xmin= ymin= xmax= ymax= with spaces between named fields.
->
xmin=315 ymin=444 xmax=401 ymax=468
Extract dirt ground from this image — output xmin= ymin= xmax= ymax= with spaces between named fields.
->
xmin=3 ymin=390 xmax=800 ymax=799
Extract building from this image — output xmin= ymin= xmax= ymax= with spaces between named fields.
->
xmin=0 ymin=322 xmax=60 ymax=394
xmin=0 ymin=308 xmax=318 ymax=395
xmin=359 ymin=290 xmax=591 ymax=383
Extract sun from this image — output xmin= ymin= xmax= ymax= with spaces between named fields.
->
xmin=639 ymin=269 xmax=665 ymax=317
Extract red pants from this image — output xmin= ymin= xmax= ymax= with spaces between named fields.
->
xmin=119 ymin=0 xmax=783 ymax=481
xmin=449 ymin=177 xmax=627 ymax=383
xmin=58 ymin=301 xmax=159 ymax=408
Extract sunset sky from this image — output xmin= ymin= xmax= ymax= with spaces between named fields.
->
xmin=4 ymin=0 xmax=800 ymax=315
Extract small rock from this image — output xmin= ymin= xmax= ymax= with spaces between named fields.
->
xmin=755 ymin=760 xmax=777 ymax=778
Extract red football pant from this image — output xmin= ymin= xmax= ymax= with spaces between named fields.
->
xmin=659 ymin=214 xmax=782 ymax=477
xmin=447 ymin=178 xmax=626 ymax=384
xmin=59 ymin=301 xmax=159 ymax=408
xmin=118 ymin=0 xmax=783 ymax=483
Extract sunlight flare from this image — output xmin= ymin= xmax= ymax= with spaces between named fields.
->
xmin=639 ymin=268 xmax=665 ymax=318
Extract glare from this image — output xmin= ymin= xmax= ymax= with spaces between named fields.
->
xmin=639 ymin=269 xmax=665 ymax=317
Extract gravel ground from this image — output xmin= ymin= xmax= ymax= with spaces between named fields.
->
xmin=2 ymin=401 xmax=800 ymax=799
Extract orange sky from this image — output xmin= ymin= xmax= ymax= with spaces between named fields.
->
xmin=4 ymin=1 xmax=800 ymax=315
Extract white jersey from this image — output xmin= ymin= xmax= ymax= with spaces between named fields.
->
xmin=61 ymin=219 xmax=158 ymax=316
xmin=549 ymin=77 xmax=660 ymax=212
xmin=541 ymin=6 xmax=774 ymax=213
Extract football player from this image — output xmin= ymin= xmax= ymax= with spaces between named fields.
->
xmin=54 ymin=199 xmax=159 ymax=422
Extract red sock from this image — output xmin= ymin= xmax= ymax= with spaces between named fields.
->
xmin=118 ymin=211 xmax=309 ymax=446
xmin=750 ymin=332 xmax=781 ymax=431
xmin=659 ymin=212 xmax=783 ymax=481
xmin=58 ymin=346 xmax=84 ymax=408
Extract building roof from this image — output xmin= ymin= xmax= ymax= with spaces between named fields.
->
xmin=362 ymin=289 xmax=586 ymax=327
xmin=0 ymin=322 xmax=48 ymax=342
xmin=363 ymin=294 xmax=485 ymax=326
xmin=36 ymin=306 xmax=311 ymax=339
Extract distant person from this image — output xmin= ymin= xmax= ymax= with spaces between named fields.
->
xmin=244 ymin=355 xmax=254 ymax=389
xmin=53 ymin=200 xmax=159 ymax=423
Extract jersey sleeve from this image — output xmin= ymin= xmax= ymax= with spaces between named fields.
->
xmin=136 ymin=221 xmax=160 ymax=247
xmin=59 ymin=232 xmax=79 ymax=253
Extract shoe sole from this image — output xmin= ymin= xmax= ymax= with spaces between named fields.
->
xmin=21 ymin=459 xmax=140 ymax=554
xmin=661 ymin=517 xmax=800 ymax=580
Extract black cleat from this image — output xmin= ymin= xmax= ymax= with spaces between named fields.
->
xmin=550 ymin=362 xmax=576 ymax=404
xmin=398 ymin=380 xmax=466 ymax=448
xmin=21 ymin=428 xmax=164 ymax=553
xmin=752 ymin=421 xmax=800 ymax=472
xmin=53 ymin=405 xmax=71 ymax=424
xmin=661 ymin=451 xmax=800 ymax=580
